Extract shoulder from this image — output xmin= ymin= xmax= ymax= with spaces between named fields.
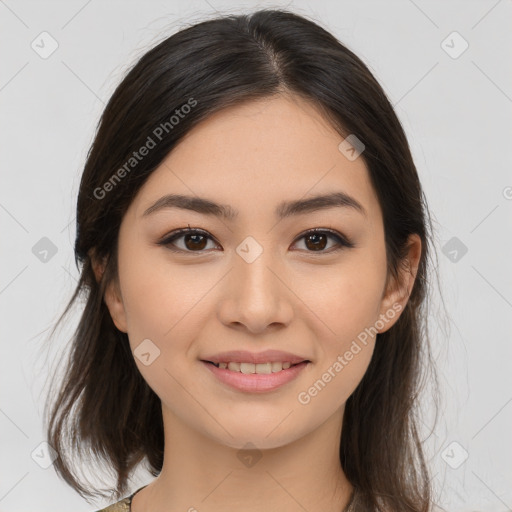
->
xmin=94 ymin=496 xmax=131 ymax=512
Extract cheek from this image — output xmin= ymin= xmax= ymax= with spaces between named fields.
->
xmin=116 ymin=249 xmax=202 ymax=400
xmin=295 ymin=269 xmax=383 ymax=412
xmin=294 ymin=249 xmax=386 ymax=392
xmin=118 ymin=242 xmax=207 ymax=340
xmin=294 ymin=253 xmax=387 ymax=341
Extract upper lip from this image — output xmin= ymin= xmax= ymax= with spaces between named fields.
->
xmin=201 ymin=350 xmax=310 ymax=365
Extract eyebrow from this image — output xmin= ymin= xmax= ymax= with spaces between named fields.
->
xmin=142 ymin=191 xmax=367 ymax=220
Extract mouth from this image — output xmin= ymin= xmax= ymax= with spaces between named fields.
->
xmin=201 ymin=359 xmax=311 ymax=393
xmin=201 ymin=360 xmax=310 ymax=373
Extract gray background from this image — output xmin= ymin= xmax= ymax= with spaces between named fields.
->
xmin=1 ymin=0 xmax=511 ymax=510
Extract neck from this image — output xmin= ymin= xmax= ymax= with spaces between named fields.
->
xmin=132 ymin=404 xmax=354 ymax=512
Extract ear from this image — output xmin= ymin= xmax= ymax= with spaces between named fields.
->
xmin=89 ymin=249 xmax=128 ymax=333
xmin=377 ymin=233 xmax=422 ymax=334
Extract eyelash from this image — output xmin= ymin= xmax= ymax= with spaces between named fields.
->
xmin=157 ymin=226 xmax=355 ymax=255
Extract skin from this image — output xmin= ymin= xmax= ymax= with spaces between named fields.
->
xmin=93 ymin=94 xmax=421 ymax=512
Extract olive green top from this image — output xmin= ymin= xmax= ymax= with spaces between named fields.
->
xmin=95 ymin=485 xmax=148 ymax=512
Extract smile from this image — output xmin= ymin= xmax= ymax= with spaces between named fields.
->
xmin=201 ymin=360 xmax=310 ymax=393
xmin=206 ymin=361 xmax=302 ymax=373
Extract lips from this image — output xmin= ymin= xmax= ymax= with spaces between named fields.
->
xmin=200 ymin=349 xmax=310 ymax=365
xmin=202 ymin=359 xmax=310 ymax=393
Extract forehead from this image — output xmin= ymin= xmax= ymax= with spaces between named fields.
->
xmin=128 ymin=94 xmax=381 ymax=224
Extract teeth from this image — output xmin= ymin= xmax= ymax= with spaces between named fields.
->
xmin=215 ymin=361 xmax=296 ymax=373
xmin=228 ymin=362 xmax=241 ymax=372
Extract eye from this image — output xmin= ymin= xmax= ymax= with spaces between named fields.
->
xmin=291 ymin=228 xmax=355 ymax=253
xmin=158 ymin=226 xmax=355 ymax=254
xmin=158 ymin=226 xmax=220 ymax=253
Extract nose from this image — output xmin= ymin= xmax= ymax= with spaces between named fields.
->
xmin=217 ymin=244 xmax=294 ymax=334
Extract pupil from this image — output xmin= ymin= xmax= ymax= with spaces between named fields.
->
xmin=185 ymin=234 xmax=207 ymax=250
xmin=305 ymin=233 xmax=327 ymax=251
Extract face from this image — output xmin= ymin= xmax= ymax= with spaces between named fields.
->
xmin=100 ymin=94 xmax=419 ymax=450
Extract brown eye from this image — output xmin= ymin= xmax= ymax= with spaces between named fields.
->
xmin=159 ymin=228 xmax=220 ymax=253
xmin=183 ymin=233 xmax=208 ymax=250
xmin=304 ymin=232 xmax=328 ymax=251
xmin=292 ymin=229 xmax=355 ymax=253
xmin=159 ymin=227 xmax=354 ymax=255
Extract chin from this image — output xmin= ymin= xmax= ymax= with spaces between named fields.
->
xmin=204 ymin=417 xmax=309 ymax=451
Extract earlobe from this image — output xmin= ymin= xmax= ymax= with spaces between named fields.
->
xmin=89 ymin=248 xmax=128 ymax=333
xmin=377 ymin=233 xmax=422 ymax=333
xmin=104 ymin=279 xmax=128 ymax=333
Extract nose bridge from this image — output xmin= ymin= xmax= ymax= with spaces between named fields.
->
xmin=220 ymin=235 xmax=293 ymax=332
xmin=235 ymin=236 xmax=281 ymax=302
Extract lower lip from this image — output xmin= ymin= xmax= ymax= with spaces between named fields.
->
xmin=201 ymin=360 xmax=309 ymax=393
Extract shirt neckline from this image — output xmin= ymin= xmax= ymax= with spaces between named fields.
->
xmin=126 ymin=484 xmax=149 ymax=509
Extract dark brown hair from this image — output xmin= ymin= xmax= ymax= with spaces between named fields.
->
xmin=43 ymin=8 xmax=439 ymax=510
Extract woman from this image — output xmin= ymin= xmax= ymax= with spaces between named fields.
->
xmin=44 ymin=8 xmax=439 ymax=512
